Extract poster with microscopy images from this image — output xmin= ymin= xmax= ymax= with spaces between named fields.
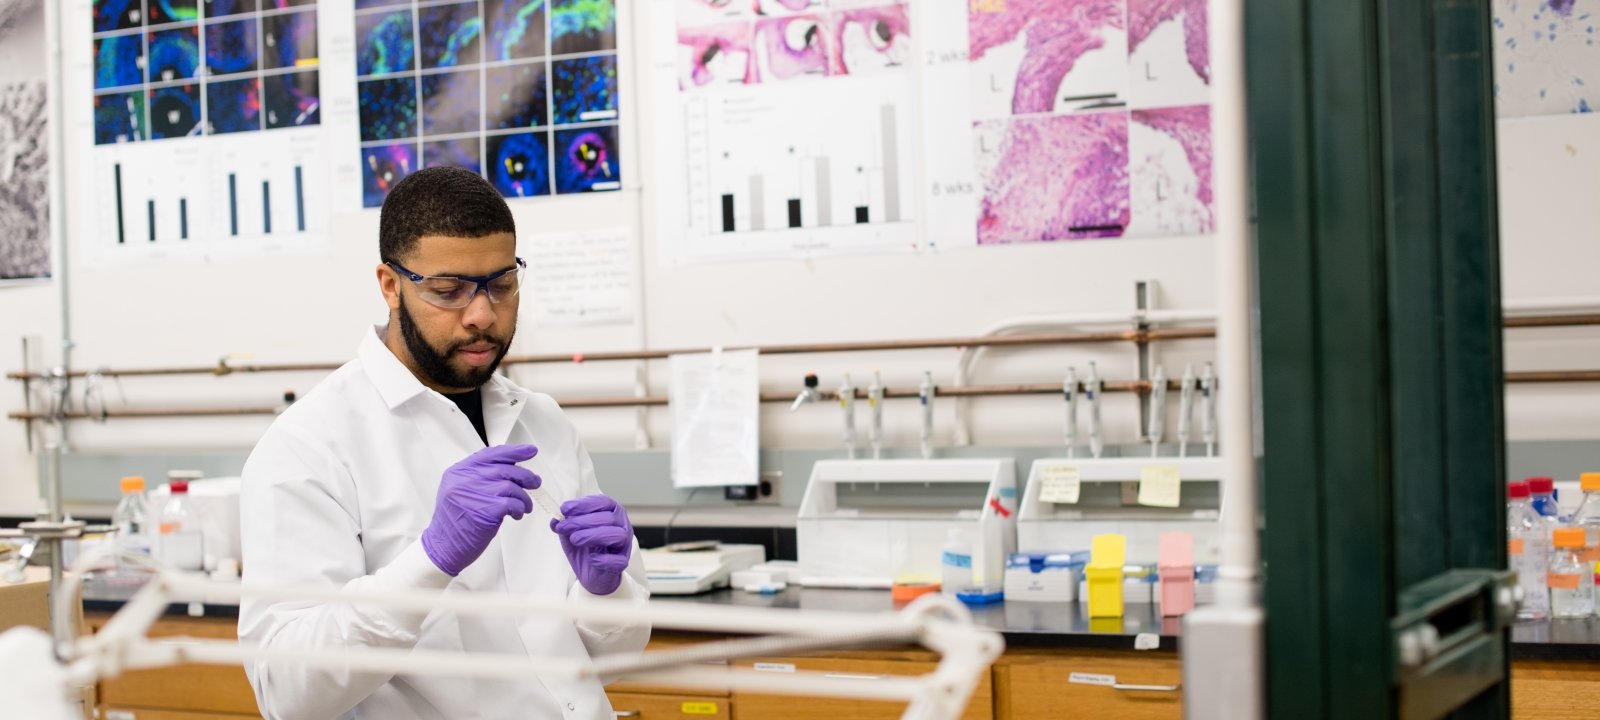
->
xmin=0 ymin=0 xmax=51 ymax=281
xmin=76 ymin=0 xmax=330 ymax=265
xmin=647 ymin=0 xmax=920 ymax=264
xmin=916 ymin=0 xmax=1214 ymax=248
xmin=355 ymin=0 xmax=624 ymax=208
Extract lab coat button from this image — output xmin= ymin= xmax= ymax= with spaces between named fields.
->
xmin=566 ymin=702 xmax=576 ymax=711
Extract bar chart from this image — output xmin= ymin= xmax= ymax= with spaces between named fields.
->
xmin=677 ymin=73 xmax=917 ymax=261
xmin=91 ymin=126 xmax=327 ymax=263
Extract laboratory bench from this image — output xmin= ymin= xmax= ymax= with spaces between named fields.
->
xmin=73 ymin=579 xmax=1600 ymax=719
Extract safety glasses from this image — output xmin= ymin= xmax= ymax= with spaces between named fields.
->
xmin=387 ymin=257 xmax=527 ymax=309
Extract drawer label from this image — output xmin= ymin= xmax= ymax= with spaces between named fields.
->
xmin=1069 ymin=672 xmax=1118 ymax=686
xmin=681 ymin=701 xmax=720 ymax=714
xmin=754 ymin=662 xmax=796 ymax=673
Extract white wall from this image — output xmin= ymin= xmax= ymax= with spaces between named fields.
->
xmin=2 ymin=4 xmax=1596 ymax=515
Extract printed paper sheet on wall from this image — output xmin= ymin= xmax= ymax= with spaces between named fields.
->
xmin=350 ymin=0 xmax=625 ymax=209
xmin=74 ymin=0 xmax=331 ymax=265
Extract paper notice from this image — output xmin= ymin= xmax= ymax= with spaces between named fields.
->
xmin=1138 ymin=465 xmax=1182 ymax=508
xmin=524 ymin=227 xmax=636 ymax=326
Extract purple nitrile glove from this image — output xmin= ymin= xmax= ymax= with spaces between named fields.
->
xmin=421 ymin=444 xmax=541 ymax=577
xmin=550 ymin=495 xmax=634 ymax=595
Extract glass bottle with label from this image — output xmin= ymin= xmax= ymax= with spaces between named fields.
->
xmin=1550 ymin=528 xmax=1594 ymax=618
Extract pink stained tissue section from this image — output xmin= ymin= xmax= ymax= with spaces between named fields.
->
xmin=1132 ymin=104 xmax=1212 ymax=209
xmin=968 ymin=0 xmax=1126 ymax=115
xmin=755 ymin=15 xmax=831 ymax=80
xmin=680 ymin=22 xmax=757 ymax=87
xmin=976 ymin=111 xmax=1130 ymax=245
xmin=1128 ymin=0 xmax=1210 ymax=84
xmin=679 ymin=4 xmax=909 ymax=86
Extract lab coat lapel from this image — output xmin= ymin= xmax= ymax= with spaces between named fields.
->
xmin=480 ymin=377 xmax=528 ymax=447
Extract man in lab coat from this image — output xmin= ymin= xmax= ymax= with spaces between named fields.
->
xmin=238 ymin=167 xmax=650 ymax=720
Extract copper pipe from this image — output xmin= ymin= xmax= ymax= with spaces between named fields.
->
xmin=5 ymin=380 xmax=1189 ymax=421
xmin=1503 ymin=314 xmax=1600 ymax=329
xmin=6 ymin=312 xmax=1593 ymax=382
xmin=5 ymin=328 xmax=1216 ymax=381
xmin=1506 ymin=370 xmax=1600 ymax=384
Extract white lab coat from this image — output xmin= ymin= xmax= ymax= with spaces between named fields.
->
xmin=238 ymin=326 xmax=650 ymax=720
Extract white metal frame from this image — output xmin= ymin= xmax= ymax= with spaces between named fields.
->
xmin=55 ymin=555 xmax=1002 ymax=720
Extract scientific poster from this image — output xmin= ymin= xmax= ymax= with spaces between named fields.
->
xmin=1492 ymin=0 xmax=1598 ymax=117
xmin=354 ymin=0 xmax=624 ymax=208
xmin=0 ymin=0 xmax=51 ymax=281
xmin=924 ymin=0 xmax=1214 ymax=247
xmin=76 ymin=0 xmax=331 ymax=265
xmin=648 ymin=0 xmax=919 ymax=264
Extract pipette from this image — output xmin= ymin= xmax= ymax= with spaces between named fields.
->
xmin=839 ymin=373 xmax=858 ymax=460
xmin=919 ymin=371 xmax=936 ymax=460
xmin=1200 ymin=362 xmax=1217 ymax=456
xmin=1063 ymin=366 xmax=1079 ymax=459
xmin=530 ymin=486 xmax=565 ymax=521
xmin=1148 ymin=364 xmax=1167 ymax=458
xmin=1177 ymin=364 xmax=1196 ymax=457
xmin=868 ymin=370 xmax=885 ymax=460
xmin=1087 ymin=362 xmax=1103 ymax=459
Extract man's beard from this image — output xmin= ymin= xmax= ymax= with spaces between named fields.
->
xmin=397 ymin=295 xmax=514 ymax=390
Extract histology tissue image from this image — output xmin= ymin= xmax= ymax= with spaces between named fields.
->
xmin=969 ymin=0 xmax=1126 ymax=115
xmin=0 ymin=81 xmax=50 ymax=279
xmin=973 ymin=111 xmax=1130 ymax=244
xmin=677 ymin=3 xmax=909 ymax=88
xmin=1129 ymin=104 xmax=1212 ymax=235
xmin=1492 ymin=0 xmax=1598 ymax=117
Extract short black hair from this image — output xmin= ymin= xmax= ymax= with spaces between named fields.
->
xmin=379 ymin=166 xmax=516 ymax=263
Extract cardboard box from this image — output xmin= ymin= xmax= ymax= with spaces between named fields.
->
xmin=0 ymin=566 xmax=94 ymax=719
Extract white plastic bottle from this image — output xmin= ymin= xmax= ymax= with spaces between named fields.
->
xmin=1509 ymin=481 xmax=1549 ymax=619
xmin=1568 ymin=473 xmax=1600 ymax=588
xmin=158 ymin=479 xmax=205 ymax=572
xmin=941 ymin=528 xmax=973 ymax=596
xmin=1550 ymin=528 xmax=1595 ymax=618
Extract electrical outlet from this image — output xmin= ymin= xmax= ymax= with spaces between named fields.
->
xmin=726 ymin=471 xmax=782 ymax=504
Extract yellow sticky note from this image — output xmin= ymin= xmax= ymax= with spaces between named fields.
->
xmin=1038 ymin=464 xmax=1081 ymax=504
xmin=681 ymin=701 xmax=720 ymax=715
xmin=1138 ymin=465 xmax=1182 ymax=508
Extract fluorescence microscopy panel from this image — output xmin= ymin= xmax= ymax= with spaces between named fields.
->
xmin=203 ymin=0 xmax=258 ymax=18
xmin=94 ymin=35 xmax=145 ymax=90
xmin=206 ymin=76 xmax=261 ymax=134
xmin=358 ymin=76 xmax=418 ymax=140
xmin=264 ymin=0 xmax=318 ymax=8
xmin=149 ymin=26 xmax=202 ymax=82
xmin=148 ymin=84 xmax=203 ymax=139
xmin=420 ymin=1 xmax=484 ymax=69
xmin=485 ymin=0 xmax=547 ymax=61
xmin=424 ymin=138 xmax=483 ymax=175
xmin=263 ymin=10 xmax=319 ymax=69
xmin=552 ymin=55 xmax=616 ymax=125
xmin=264 ymin=70 xmax=321 ymax=128
xmin=551 ymin=0 xmax=617 ymax=55
xmin=362 ymin=142 xmax=418 ymax=208
xmin=487 ymin=62 xmax=549 ymax=129
xmin=95 ymin=0 xmax=143 ymax=32
xmin=554 ymin=124 xmax=619 ymax=194
xmin=149 ymin=0 xmax=200 ymax=25
xmin=355 ymin=0 xmax=409 ymax=8
xmin=422 ymin=70 xmax=481 ymax=136
xmin=205 ymin=18 xmax=258 ymax=76
xmin=94 ymin=91 xmax=146 ymax=144
xmin=487 ymin=131 xmax=552 ymax=198
xmin=356 ymin=10 xmax=415 ymax=76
